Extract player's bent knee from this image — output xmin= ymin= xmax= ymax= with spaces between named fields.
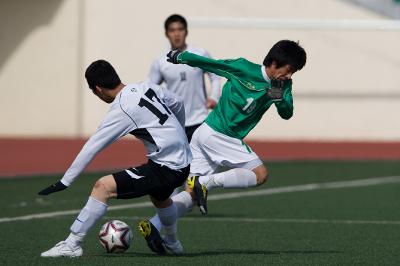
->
xmin=151 ymin=196 xmax=172 ymax=209
xmin=253 ymin=165 xmax=268 ymax=185
xmin=91 ymin=175 xmax=117 ymax=200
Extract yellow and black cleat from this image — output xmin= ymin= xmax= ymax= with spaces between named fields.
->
xmin=138 ymin=219 xmax=167 ymax=255
xmin=187 ymin=176 xmax=208 ymax=215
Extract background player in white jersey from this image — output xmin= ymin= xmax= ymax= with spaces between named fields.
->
xmin=38 ymin=60 xmax=192 ymax=257
xmin=147 ymin=14 xmax=221 ymax=141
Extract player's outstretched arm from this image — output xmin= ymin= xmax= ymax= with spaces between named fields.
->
xmin=167 ymin=50 xmax=247 ymax=80
xmin=37 ymin=106 xmax=135 ymax=196
xmin=60 ymin=108 xmax=134 ymax=187
xmin=203 ymin=51 xmax=221 ymax=104
xmin=38 ymin=181 xmax=67 ymax=195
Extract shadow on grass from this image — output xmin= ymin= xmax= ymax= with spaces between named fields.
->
xmin=93 ymin=249 xmax=341 ymax=258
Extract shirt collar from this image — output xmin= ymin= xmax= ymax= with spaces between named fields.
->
xmin=261 ymin=65 xmax=271 ymax=83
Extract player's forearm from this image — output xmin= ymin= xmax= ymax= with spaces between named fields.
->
xmin=179 ymin=52 xmax=232 ymax=79
xmin=276 ymin=102 xmax=293 ymax=120
xmin=275 ymin=91 xmax=294 ymax=120
xmin=60 ymin=142 xmax=99 ymax=186
xmin=60 ymin=123 xmax=127 ymax=185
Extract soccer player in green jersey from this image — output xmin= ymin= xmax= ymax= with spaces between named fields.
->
xmin=142 ymin=40 xmax=306 ymax=250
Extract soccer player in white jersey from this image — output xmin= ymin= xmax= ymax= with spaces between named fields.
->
xmin=147 ymin=14 xmax=221 ymax=141
xmin=39 ymin=60 xmax=192 ymax=257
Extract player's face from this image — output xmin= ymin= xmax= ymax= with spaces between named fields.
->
xmin=270 ymin=63 xmax=295 ymax=81
xmin=166 ymin=22 xmax=187 ymax=50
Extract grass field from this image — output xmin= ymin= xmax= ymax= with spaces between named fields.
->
xmin=1 ymin=160 xmax=400 ymax=265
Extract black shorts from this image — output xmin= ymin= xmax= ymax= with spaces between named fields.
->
xmin=113 ymin=160 xmax=190 ymax=201
xmin=185 ymin=123 xmax=202 ymax=142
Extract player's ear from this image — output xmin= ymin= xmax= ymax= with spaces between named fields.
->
xmin=94 ymin=86 xmax=102 ymax=95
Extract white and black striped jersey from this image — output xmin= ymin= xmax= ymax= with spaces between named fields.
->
xmin=147 ymin=45 xmax=221 ymax=127
xmin=61 ymin=82 xmax=192 ymax=186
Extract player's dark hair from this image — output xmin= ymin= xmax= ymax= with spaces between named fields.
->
xmin=263 ymin=40 xmax=307 ymax=71
xmin=164 ymin=14 xmax=188 ymax=32
xmin=85 ymin=60 xmax=121 ymax=90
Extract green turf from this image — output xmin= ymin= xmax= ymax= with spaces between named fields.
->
xmin=1 ymin=161 xmax=400 ymax=265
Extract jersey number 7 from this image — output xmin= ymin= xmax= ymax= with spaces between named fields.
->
xmin=138 ymin=88 xmax=172 ymax=125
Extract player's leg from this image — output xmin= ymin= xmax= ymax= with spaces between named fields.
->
xmin=195 ymin=124 xmax=265 ymax=189
xmin=189 ymin=124 xmax=267 ymax=213
xmin=139 ymin=196 xmax=181 ymax=255
xmin=149 ymin=189 xmax=194 ymax=232
xmin=149 ymin=124 xmax=217 ymax=228
xmin=137 ymin=161 xmax=190 ymax=255
xmin=164 ymin=123 xmax=203 ymax=198
xmin=149 ymin=196 xmax=183 ymax=254
xmin=199 ymin=159 xmax=267 ymax=190
xmin=41 ymin=175 xmax=117 ymax=257
xmin=66 ymin=175 xmax=117 ymax=247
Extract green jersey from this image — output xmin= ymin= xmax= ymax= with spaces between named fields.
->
xmin=178 ymin=51 xmax=294 ymax=140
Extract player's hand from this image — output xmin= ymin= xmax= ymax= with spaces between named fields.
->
xmin=206 ymin=98 xmax=217 ymax=109
xmin=38 ymin=181 xmax=68 ymax=195
xmin=267 ymin=79 xmax=285 ymax=102
xmin=166 ymin=50 xmax=182 ymax=64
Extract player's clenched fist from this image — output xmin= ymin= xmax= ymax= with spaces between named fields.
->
xmin=166 ymin=50 xmax=182 ymax=64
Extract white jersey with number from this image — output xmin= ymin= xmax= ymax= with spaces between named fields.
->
xmin=147 ymin=45 xmax=221 ymax=127
xmin=61 ymin=82 xmax=192 ymax=186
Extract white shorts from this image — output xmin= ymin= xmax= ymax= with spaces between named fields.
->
xmin=189 ymin=123 xmax=263 ymax=176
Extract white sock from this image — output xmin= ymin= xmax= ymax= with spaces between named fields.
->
xmin=156 ymin=203 xmax=178 ymax=244
xmin=199 ymin=168 xmax=257 ymax=190
xmin=65 ymin=232 xmax=84 ymax=250
xmin=149 ymin=191 xmax=193 ymax=232
xmin=67 ymin=197 xmax=107 ymax=248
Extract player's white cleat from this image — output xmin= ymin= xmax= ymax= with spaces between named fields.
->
xmin=165 ymin=240 xmax=184 ymax=255
xmin=41 ymin=241 xmax=83 ymax=258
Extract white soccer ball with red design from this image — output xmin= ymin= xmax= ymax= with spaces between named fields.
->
xmin=99 ymin=220 xmax=132 ymax=253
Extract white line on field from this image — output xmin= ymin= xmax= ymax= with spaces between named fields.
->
xmin=106 ymin=216 xmax=400 ymax=226
xmin=1 ymin=176 xmax=399 ymax=223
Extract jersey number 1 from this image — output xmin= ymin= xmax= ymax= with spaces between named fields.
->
xmin=242 ymin=98 xmax=254 ymax=112
xmin=138 ymin=88 xmax=172 ymax=125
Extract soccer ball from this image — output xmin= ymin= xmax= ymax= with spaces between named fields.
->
xmin=99 ymin=220 xmax=132 ymax=253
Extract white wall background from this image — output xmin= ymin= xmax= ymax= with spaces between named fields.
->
xmin=0 ymin=0 xmax=399 ymax=141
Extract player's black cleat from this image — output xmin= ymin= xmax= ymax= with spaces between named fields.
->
xmin=138 ymin=220 xmax=167 ymax=255
xmin=187 ymin=176 xmax=208 ymax=215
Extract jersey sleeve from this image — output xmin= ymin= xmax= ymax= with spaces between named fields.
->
xmin=178 ymin=51 xmax=249 ymax=81
xmin=147 ymin=59 xmax=163 ymax=85
xmin=158 ymin=87 xmax=185 ymax=128
xmin=274 ymin=87 xmax=294 ymax=120
xmin=60 ymin=106 xmax=136 ymax=186
xmin=202 ymin=50 xmax=221 ymax=101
